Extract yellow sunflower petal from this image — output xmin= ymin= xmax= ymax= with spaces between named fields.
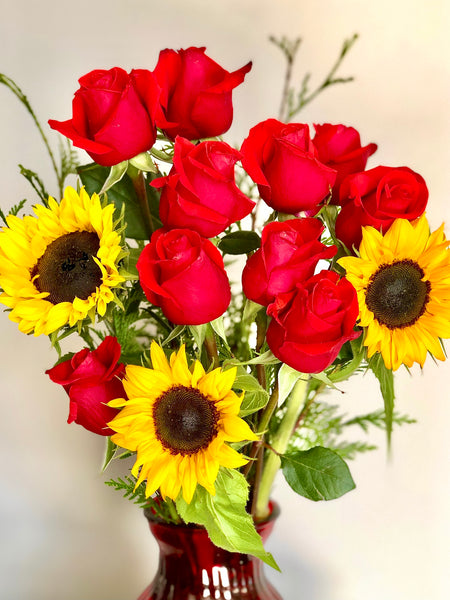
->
xmin=216 ymin=443 xmax=249 ymax=469
xmin=150 ymin=342 xmax=172 ymax=377
xmin=220 ymin=415 xmax=259 ymax=442
xmin=123 ymin=365 xmax=172 ymax=400
xmin=191 ymin=359 xmax=206 ymax=387
xmin=169 ymin=345 xmax=192 ymax=386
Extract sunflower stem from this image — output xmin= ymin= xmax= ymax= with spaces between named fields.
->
xmin=254 ymin=375 xmax=309 ymax=519
xmin=128 ymin=166 xmax=155 ymax=239
xmin=165 ymin=498 xmax=181 ymax=524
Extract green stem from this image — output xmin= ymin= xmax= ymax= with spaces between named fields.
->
xmin=287 ymin=34 xmax=358 ymax=120
xmin=165 ymin=498 xmax=181 ymax=524
xmin=242 ymin=381 xmax=279 ymax=480
xmin=128 ymin=166 xmax=155 ymax=239
xmin=204 ymin=326 xmax=220 ymax=369
xmin=254 ymin=375 xmax=309 ymax=519
xmin=0 ymin=73 xmax=62 ymax=195
xmin=255 ymin=310 xmax=267 ymax=389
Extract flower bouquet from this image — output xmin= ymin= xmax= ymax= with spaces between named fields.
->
xmin=0 ymin=35 xmax=448 ymax=598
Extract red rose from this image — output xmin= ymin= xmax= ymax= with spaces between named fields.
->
xmin=137 ymin=228 xmax=231 ymax=325
xmin=312 ymin=124 xmax=377 ymax=204
xmin=152 ymin=137 xmax=255 ymax=238
xmin=335 ymin=166 xmax=428 ymax=250
xmin=240 ymin=119 xmax=336 ymax=215
xmin=154 ymin=47 xmax=252 ymax=140
xmin=46 ymin=336 xmax=125 ymax=436
xmin=242 ymin=218 xmax=337 ymax=306
xmin=49 ymin=67 xmax=159 ymax=166
xmin=266 ymin=271 xmax=360 ymax=373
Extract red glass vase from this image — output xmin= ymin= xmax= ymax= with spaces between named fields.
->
xmin=137 ymin=502 xmax=282 ymax=600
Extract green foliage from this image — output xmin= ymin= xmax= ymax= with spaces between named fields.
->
xmin=98 ymin=161 xmax=128 ymax=194
xmin=176 ymin=469 xmax=279 ymax=570
xmin=129 ymin=151 xmax=158 ymax=173
xmin=327 ymin=338 xmax=365 ymax=383
xmin=188 ymin=324 xmax=208 ymax=352
xmin=0 ymin=73 xmax=77 ymax=197
xmin=0 ymin=199 xmax=28 ymax=225
xmin=270 ymin=33 xmax=359 ymax=122
xmin=58 ymin=137 xmax=80 ymax=184
xmin=231 ymin=366 xmax=269 ymax=417
xmin=281 ymin=446 xmax=356 ymax=501
xmin=18 ymin=166 xmax=50 ymax=204
xmin=78 ymin=163 xmax=162 ymax=239
xmin=277 ymin=363 xmax=306 ymax=406
xmin=102 ymin=437 xmax=118 ymax=472
xmin=224 ymin=293 xmax=253 ymax=363
xmin=343 ymin=409 xmax=415 ymax=433
xmin=282 ymin=399 xmax=413 ymax=460
xmin=161 ymin=324 xmax=185 ymax=346
xmin=218 ymin=231 xmax=261 ymax=255
xmin=368 ymin=353 xmax=395 ymax=448
xmin=331 ymin=441 xmax=378 ymax=461
xmin=50 ymin=351 xmax=75 ymax=368
xmin=105 ymin=475 xmax=148 ymax=507
xmin=229 ymin=350 xmax=280 ymax=367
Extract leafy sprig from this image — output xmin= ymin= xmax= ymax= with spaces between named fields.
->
xmin=270 ymin=33 xmax=359 ymax=122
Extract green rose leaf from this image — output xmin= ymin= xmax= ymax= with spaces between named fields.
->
xmin=242 ymin=299 xmax=264 ymax=322
xmin=228 ymin=350 xmax=280 ymax=367
xmin=210 ymin=317 xmax=230 ymax=349
xmin=161 ymin=325 xmax=185 ymax=346
xmin=128 ymin=151 xmax=157 ymax=173
xmin=176 ymin=468 xmax=279 ymax=570
xmin=310 ymin=370 xmax=341 ymax=390
xmin=188 ymin=324 xmax=208 ymax=351
xmin=277 ymin=363 xmax=306 ymax=406
xmin=281 ymin=446 xmax=356 ymax=501
xmin=78 ymin=163 xmax=162 ymax=239
xmin=100 ymin=161 xmax=128 ymax=194
xmin=219 ymin=231 xmax=261 ymax=255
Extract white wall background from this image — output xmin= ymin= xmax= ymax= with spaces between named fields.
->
xmin=0 ymin=1 xmax=449 ymax=599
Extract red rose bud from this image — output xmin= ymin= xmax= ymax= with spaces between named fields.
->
xmin=49 ymin=67 xmax=159 ymax=166
xmin=335 ymin=166 xmax=428 ymax=251
xmin=152 ymin=137 xmax=255 ymax=238
xmin=46 ymin=336 xmax=126 ymax=436
xmin=242 ymin=218 xmax=337 ymax=306
xmin=266 ymin=271 xmax=360 ymax=374
xmin=240 ymin=119 xmax=336 ymax=215
xmin=312 ymin=124 xmax=377 ymax=204
xmin=154 ymin=47 xmax=252 ymax=140
xmin=137 ymin=228 xmax=231 ymax=325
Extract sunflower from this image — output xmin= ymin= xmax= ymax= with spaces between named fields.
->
xmin=108 ymin=342 xmax=258 ymax=503
xmin=338 ymin=215 xmax=450 ymax=370
xmin=0 ymin=187 xmax=124 ymax=336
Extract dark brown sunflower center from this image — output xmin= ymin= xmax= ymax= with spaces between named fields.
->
xmin=153 ymin=385 xmax=219 ymax=455
xmin=365 ymin=259 xmax=430 ymax=329
xmin=32 ymin=231 xmax=102 ymax=304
